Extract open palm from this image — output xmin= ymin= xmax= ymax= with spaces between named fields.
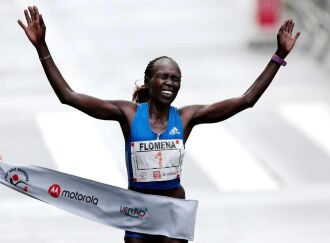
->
xmin=18 ymin=6 xmax=46 ymax=47
xmin=277 ymin=19 xmax=300 ymax=56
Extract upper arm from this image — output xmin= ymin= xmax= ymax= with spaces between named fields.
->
xmin=63 ymin=91 xmax=137 ymax=123
xmin=180 ymin=95 xmax=250 ymax=140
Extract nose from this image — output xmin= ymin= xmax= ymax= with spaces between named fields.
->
xmin=164 ymin=78 xmax=175 ymax=86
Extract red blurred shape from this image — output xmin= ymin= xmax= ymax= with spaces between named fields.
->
xmin=257 ymin=0 xmax=280 ymax=27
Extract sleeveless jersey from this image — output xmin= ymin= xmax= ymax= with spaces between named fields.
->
xmin=125 ymin=102 xmax=185 ymax=190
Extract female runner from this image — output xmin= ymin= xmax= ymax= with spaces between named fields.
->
xmin=18 ymin=5 xmax=300 ymax=243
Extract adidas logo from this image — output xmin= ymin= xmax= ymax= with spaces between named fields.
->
xmin=169 ymin=127 xmax=180 ymax=135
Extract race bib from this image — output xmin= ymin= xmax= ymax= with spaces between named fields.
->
xmin=131 ymin=139 xmax=185 ymax=182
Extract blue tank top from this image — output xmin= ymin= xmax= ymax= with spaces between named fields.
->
xmin=125 ymin=102 xmax=185 ymax=190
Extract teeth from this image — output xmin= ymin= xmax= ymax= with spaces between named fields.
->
xmin=162 ymin=90 xmax=173 ymax=95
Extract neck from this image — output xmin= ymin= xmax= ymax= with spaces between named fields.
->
xmin=148 ymin=101 xmax=170 ymax=121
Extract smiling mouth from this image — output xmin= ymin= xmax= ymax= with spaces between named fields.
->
xmin=161 ymin=90 xmax=173 ymax=96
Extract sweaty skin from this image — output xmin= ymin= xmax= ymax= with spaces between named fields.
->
xmin=18 ymin=5 xmax=300 ymax=243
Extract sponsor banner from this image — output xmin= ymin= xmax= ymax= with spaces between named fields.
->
xmin=0 ymin=160 xmax=197 ymax=241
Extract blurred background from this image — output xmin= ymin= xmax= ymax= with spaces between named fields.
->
xmin=1 ymin=0 xmax=330 ymax=242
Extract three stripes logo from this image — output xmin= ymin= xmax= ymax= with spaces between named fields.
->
xmin=169 ymin=127 xmax=180 ymax=135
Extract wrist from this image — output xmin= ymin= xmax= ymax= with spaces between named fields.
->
xmin=275 ymin=49 xmax=288 ymax=59
xmin=35 ymin=41 xmax=50 ymax=59
xmin=271 ymin=54 xmax=287 ymax=66
xmin=35 ymin=40 xmax=47 ymax=50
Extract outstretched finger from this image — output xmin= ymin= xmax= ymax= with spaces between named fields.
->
xmin=285 ymin=19 xmax=292 ymax=32
xmin=283 ymin=20 xmax=289 ymax=32
xmin=287 ymin=20 xmax=291 ymax=33
xmin=18 ymin=19 xmax=27 ymax=31
xmin=290 ymin=22 xmax=295 ymax=34
xmin=288 ymin=20 xmax=294 ymax=34
xmin=33 ymin=6 xmax=40 ymax=21
xmin=278 ymin=23 xmax=285 ymax=34
xmin=24 ymin=9 xmax=32 ymax=24
xmin=39 ymin=14 xmax=45 ymax=26
xmin=28 ymin=6 xmax=36 ymax=21
xmin=34 ymin=6 xmax=39 ymax=15
xmin=294 ymin=32 xmax=301 ymax=41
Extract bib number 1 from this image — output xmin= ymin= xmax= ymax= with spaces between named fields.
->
xmin=131 ymin=139 xmax=185 ymax=182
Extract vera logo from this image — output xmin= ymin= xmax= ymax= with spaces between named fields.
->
xmin=4 ymin=167 xmax=29 ymax=193
xmin=48 ymin=184 xmax=61 ymax=198
xmin=120 ymin=205 xmax=147 ymax=218
xmin=169 ymin=127 xmax=180 ymax=135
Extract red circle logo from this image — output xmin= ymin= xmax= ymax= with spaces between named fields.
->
xmin=48 ymin=184 xmax=61 ymax=198
xmin=12 ymin=174 xmax=19 ymax=182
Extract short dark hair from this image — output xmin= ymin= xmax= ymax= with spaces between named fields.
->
xmin=132 ymin=56 xmax=176 ymax=103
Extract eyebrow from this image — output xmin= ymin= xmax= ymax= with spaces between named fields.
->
xmin=156 ymin=72 xmax=181 ymax=78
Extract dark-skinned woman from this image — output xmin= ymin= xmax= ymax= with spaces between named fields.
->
xmin=18 ymin=5 xmax=300 ymax=243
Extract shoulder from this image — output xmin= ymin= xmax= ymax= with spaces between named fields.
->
xmin=110 ymin=100 xmax=137 ymax=113
xmin=179 ymin=105 xmax=205 ymax=128
xmin=109 ymin=100 xmax=138 ymax=123
xmin=179 ymin=105 xmax=205 ymax=118
xmin=110 ymin=101 xmax=139 ymax=140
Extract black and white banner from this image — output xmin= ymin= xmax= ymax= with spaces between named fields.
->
xmin=0 ymin=160 xmax=198 ymax=240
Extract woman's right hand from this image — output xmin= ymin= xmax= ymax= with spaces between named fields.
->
xmin=18 ymin=6 xmax=46 ymax=48
xmin=0 ymin=155 xmax=3 ymax=161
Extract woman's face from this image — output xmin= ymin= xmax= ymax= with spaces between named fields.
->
xmin=148 ymin=58 xmax=181 ymax=105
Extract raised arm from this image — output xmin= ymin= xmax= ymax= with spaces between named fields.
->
xmin=18 ymin=6 xmax=136 ymax=123
xmin=180 ymin=19 xmax=300 ymax=140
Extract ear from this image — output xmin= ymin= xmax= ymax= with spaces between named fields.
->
xmin=144 ymin=79 xmax=150 ymax=89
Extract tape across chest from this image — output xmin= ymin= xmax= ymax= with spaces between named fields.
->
xmin=131 ymin=139 xmax=185 ymax=182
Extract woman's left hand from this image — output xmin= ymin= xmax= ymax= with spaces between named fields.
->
xmin=18 ymin=6 xmax=46 ymax=48
xmin=276 ymin=19 xmax=300 ymax=58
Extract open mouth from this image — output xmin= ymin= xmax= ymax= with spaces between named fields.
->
xmin=161 ymin=90 xmax=173 ymax=96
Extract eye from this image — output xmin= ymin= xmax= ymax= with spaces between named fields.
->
xmin=172 ymin=76 xmax=181 ymax=82
xmin=160 ymin=75 xmax=168 ymax=80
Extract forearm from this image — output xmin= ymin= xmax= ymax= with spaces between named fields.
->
xmin=18 ymin=6 xmax=128 ymax=120
xmin=35 ymin=42 xmax=73 ymax=103
xmin=244 ymin=18 xmax=301 ymax=107
xmin=244 ymin=50 xmax=285 ymax=107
